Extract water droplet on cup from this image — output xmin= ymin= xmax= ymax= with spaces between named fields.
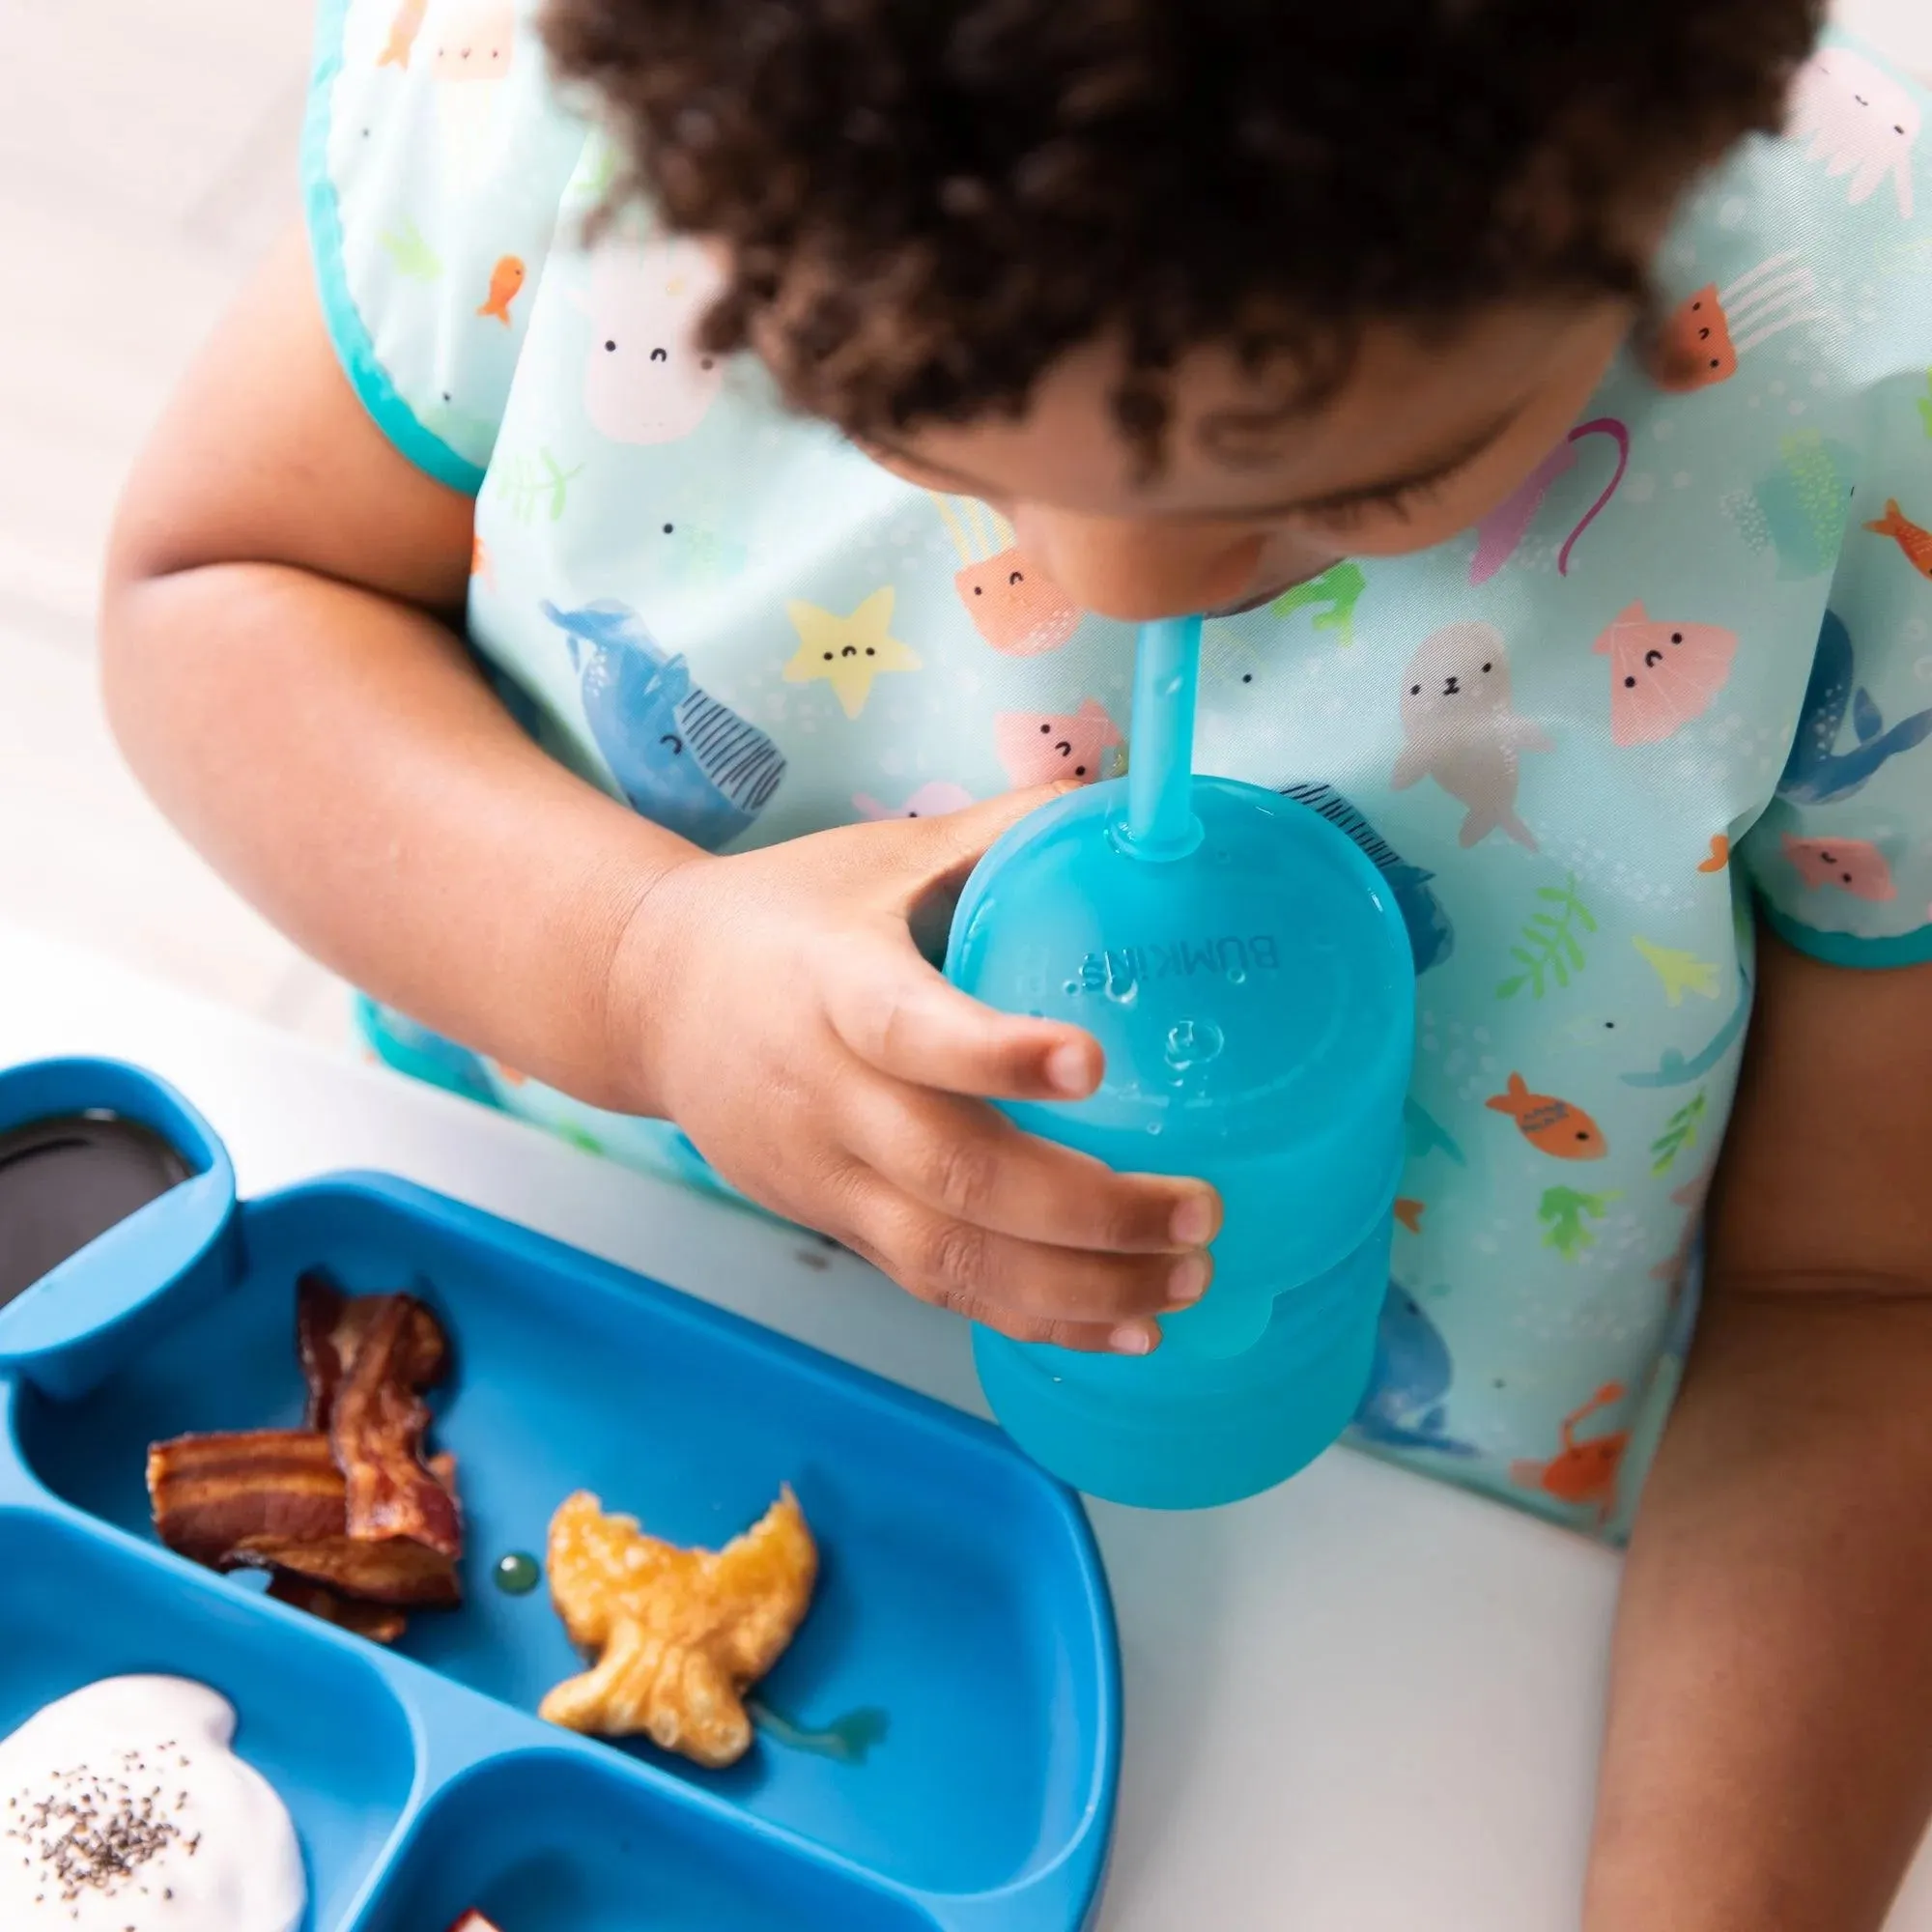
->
xmin=1163 ymin=1018 xmax=1225 ymax=1071
xmin=1226 ymin=965 xmax=1247 ymax=985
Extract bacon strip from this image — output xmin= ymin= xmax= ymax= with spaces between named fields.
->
xmin=266 ymin=1577 xmax=410 ymax=1646
xmin=150 ymin=1430 xmax=461 ymax=1605
xmin=298 ymin=1272 xmax=447 ymax=1430
xmin=330 ymin=1293 xmax=463 ymax=1558
xmin=228 ymin=1533 xmax=462 ymax=1608
xmin=148 ymin=1431 xmax=346 ymax=1564
xmin=148 ymin=1280 xmax=464 ymax=1632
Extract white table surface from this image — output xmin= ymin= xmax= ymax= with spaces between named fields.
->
xmin=4 ymin=918 xmax=1928 ymax=1932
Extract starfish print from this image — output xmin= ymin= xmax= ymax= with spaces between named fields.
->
xmin=539 ymin=1488 xmax=817 ymax=1767
xmin=783 ymin=587 xmax=922 ymax=719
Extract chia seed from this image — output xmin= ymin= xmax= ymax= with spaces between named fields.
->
xmin=3 ymin=1748 xmax=186 ymax=1907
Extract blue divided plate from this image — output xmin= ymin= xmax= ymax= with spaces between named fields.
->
xmin=0 ymin=1059 xmax=1120 ymax=1931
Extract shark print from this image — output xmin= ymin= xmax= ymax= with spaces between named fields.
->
xmin=1404 ymin=1096 xmax=1466 ymax=1167
xmin=1777 ymin=611 xmax=1932 ymax=806
xmin=1622 ymin=966 xmax=1752 ymax=1089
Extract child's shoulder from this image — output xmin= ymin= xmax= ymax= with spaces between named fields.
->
xmin=306 ymin=0 xmax=604 ymax=485
xmin=1667 ymin=31 xmax=1929 ymax=384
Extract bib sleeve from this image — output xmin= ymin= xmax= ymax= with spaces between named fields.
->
xmin=1741 ymin=54 xmax=1932 ymax=968
xmin=302 ymin=0 xmax=593 ymax=493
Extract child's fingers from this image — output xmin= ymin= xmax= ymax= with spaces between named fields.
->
xmin=821 ymin=928 xmax=1101 ymax=1101
xmin=828 ymin=1164 xmax=1201 ymax=1338
xmin=877 ymin=781 xmax=1080 ymax=909
xmin=840 ymin=1080 xmax=1219 ymax=1260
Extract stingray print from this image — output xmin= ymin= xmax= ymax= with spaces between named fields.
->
xmin=1392 ymin=622 xmax=1552 ymax=850
xmin=853 ymin=781 xmax=976 ymax=820
xmin=543 ymin=600 xmax=785 ymax=848
xmin=1468 ymin=418 xmax=1629 ymax=585
xmin=1351 ymin=1282 xmax=1478 ymax=1458
xmin=1594 ymin=605 xmax=1739 ymax=746
xmin=1777 ymin=611 xmax=1932 ymax=806
xmin=1790 ymin=45 xmax=1919 ymax=220
xmin=1279 ymin=781 xmax=1455 ymax=974
xmin=1654 ymin=253 xmax=1829 ymax=393
xmin=1782 ymin=834 xmax=1896 ymax=901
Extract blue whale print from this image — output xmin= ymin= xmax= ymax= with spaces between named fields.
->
xmin=1778 ymin=611 xmax=1932 ymax=807
xmin=544 ymin=599 xmax=785 ymax=850
xmin=1352 ymin=1281 xmax=1478 ymax=1457
xmin=1280 ymin=781 xmax=1456 ymax=975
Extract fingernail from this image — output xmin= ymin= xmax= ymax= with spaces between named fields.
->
xmin=1046 ymin=1040 xmax=1094 ymax=1096
xmin=1170 ymin=1193 xmax=1217 ymax=1246
xmin=1109 ymin=1321 xmax=1155 ymax=1355
xmin=1166 ymin=1256 xmax=1211 ymax=1305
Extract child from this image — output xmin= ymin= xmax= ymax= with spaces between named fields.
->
xmin=103 ymin=0 xmax=1932 ymax=1919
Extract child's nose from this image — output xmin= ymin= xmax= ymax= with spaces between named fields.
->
xmin=1015 ymin=508 xmax=1264 ymax=621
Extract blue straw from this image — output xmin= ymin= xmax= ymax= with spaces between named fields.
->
xmin=1122 ymin=613 xmax=1204 ymax=857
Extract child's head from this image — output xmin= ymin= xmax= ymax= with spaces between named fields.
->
xmin=548 ymin=0 xmax=1822 ymax=618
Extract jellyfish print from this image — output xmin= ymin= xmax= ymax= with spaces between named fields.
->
xmin=1655 ymin=252 xmax=1830 ymax=394
xmin=428 ymin=0 xmax=517 ymax=184
xmin=932 ymin=494 xmax=1081 ymax=657
xmin=1790 ymin=46 xmax=1919 ymax=220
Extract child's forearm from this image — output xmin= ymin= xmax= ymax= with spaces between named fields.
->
xmin=1587 ymin=1284 xmax=1932 ymax=1929
xmin=101 ymin=557 xmax=695 ymax=1113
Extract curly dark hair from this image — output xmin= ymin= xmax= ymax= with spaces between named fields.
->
xmin=544 ymin=0 xmax=1824 ymax=462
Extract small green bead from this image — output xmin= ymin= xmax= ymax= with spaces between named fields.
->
xmin=493 ymin=1550 xmax=541 ymax=1596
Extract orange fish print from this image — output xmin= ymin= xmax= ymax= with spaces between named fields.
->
xmin=1865 ymin=498 xmax=1932 ymax=581
xmin=477 ymin=255 xmax=526 ymax=326
xmin=1486 ymin=1073 xmax=1607 ymax=1160
xmin=1393 ymin=1198 xmax=1425 ymax=1235
xmin=378 ymin=0 xmax=428 ymax=68
xmin=1697 ymin=833 xmax=1730 ymax=873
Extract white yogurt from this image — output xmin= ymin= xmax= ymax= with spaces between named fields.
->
xmin=0 ymin=1676 xmax=306 ymax=1931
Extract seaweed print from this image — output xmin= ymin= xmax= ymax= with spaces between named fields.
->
xmin=1496 ymin=876 xmax=1597 ymax=999
xmin=1539 ymin=1187 xmax=1623 ymax=1262
xmin=494 ymin=448 xmax=583 ymax=524
xmin=1649 ymin=1092 xmax=1708 ymax=1176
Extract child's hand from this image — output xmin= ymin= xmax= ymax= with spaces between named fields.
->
xmin=620 ymin=786 xmax=1219 ymax=1353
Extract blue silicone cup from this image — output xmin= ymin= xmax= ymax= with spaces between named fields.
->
xmin=946 ymin=774 xmax=1416 ymax=1510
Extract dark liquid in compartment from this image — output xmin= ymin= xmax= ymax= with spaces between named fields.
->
xmin=0 ymin=1113 xmax=192 ymax=1308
